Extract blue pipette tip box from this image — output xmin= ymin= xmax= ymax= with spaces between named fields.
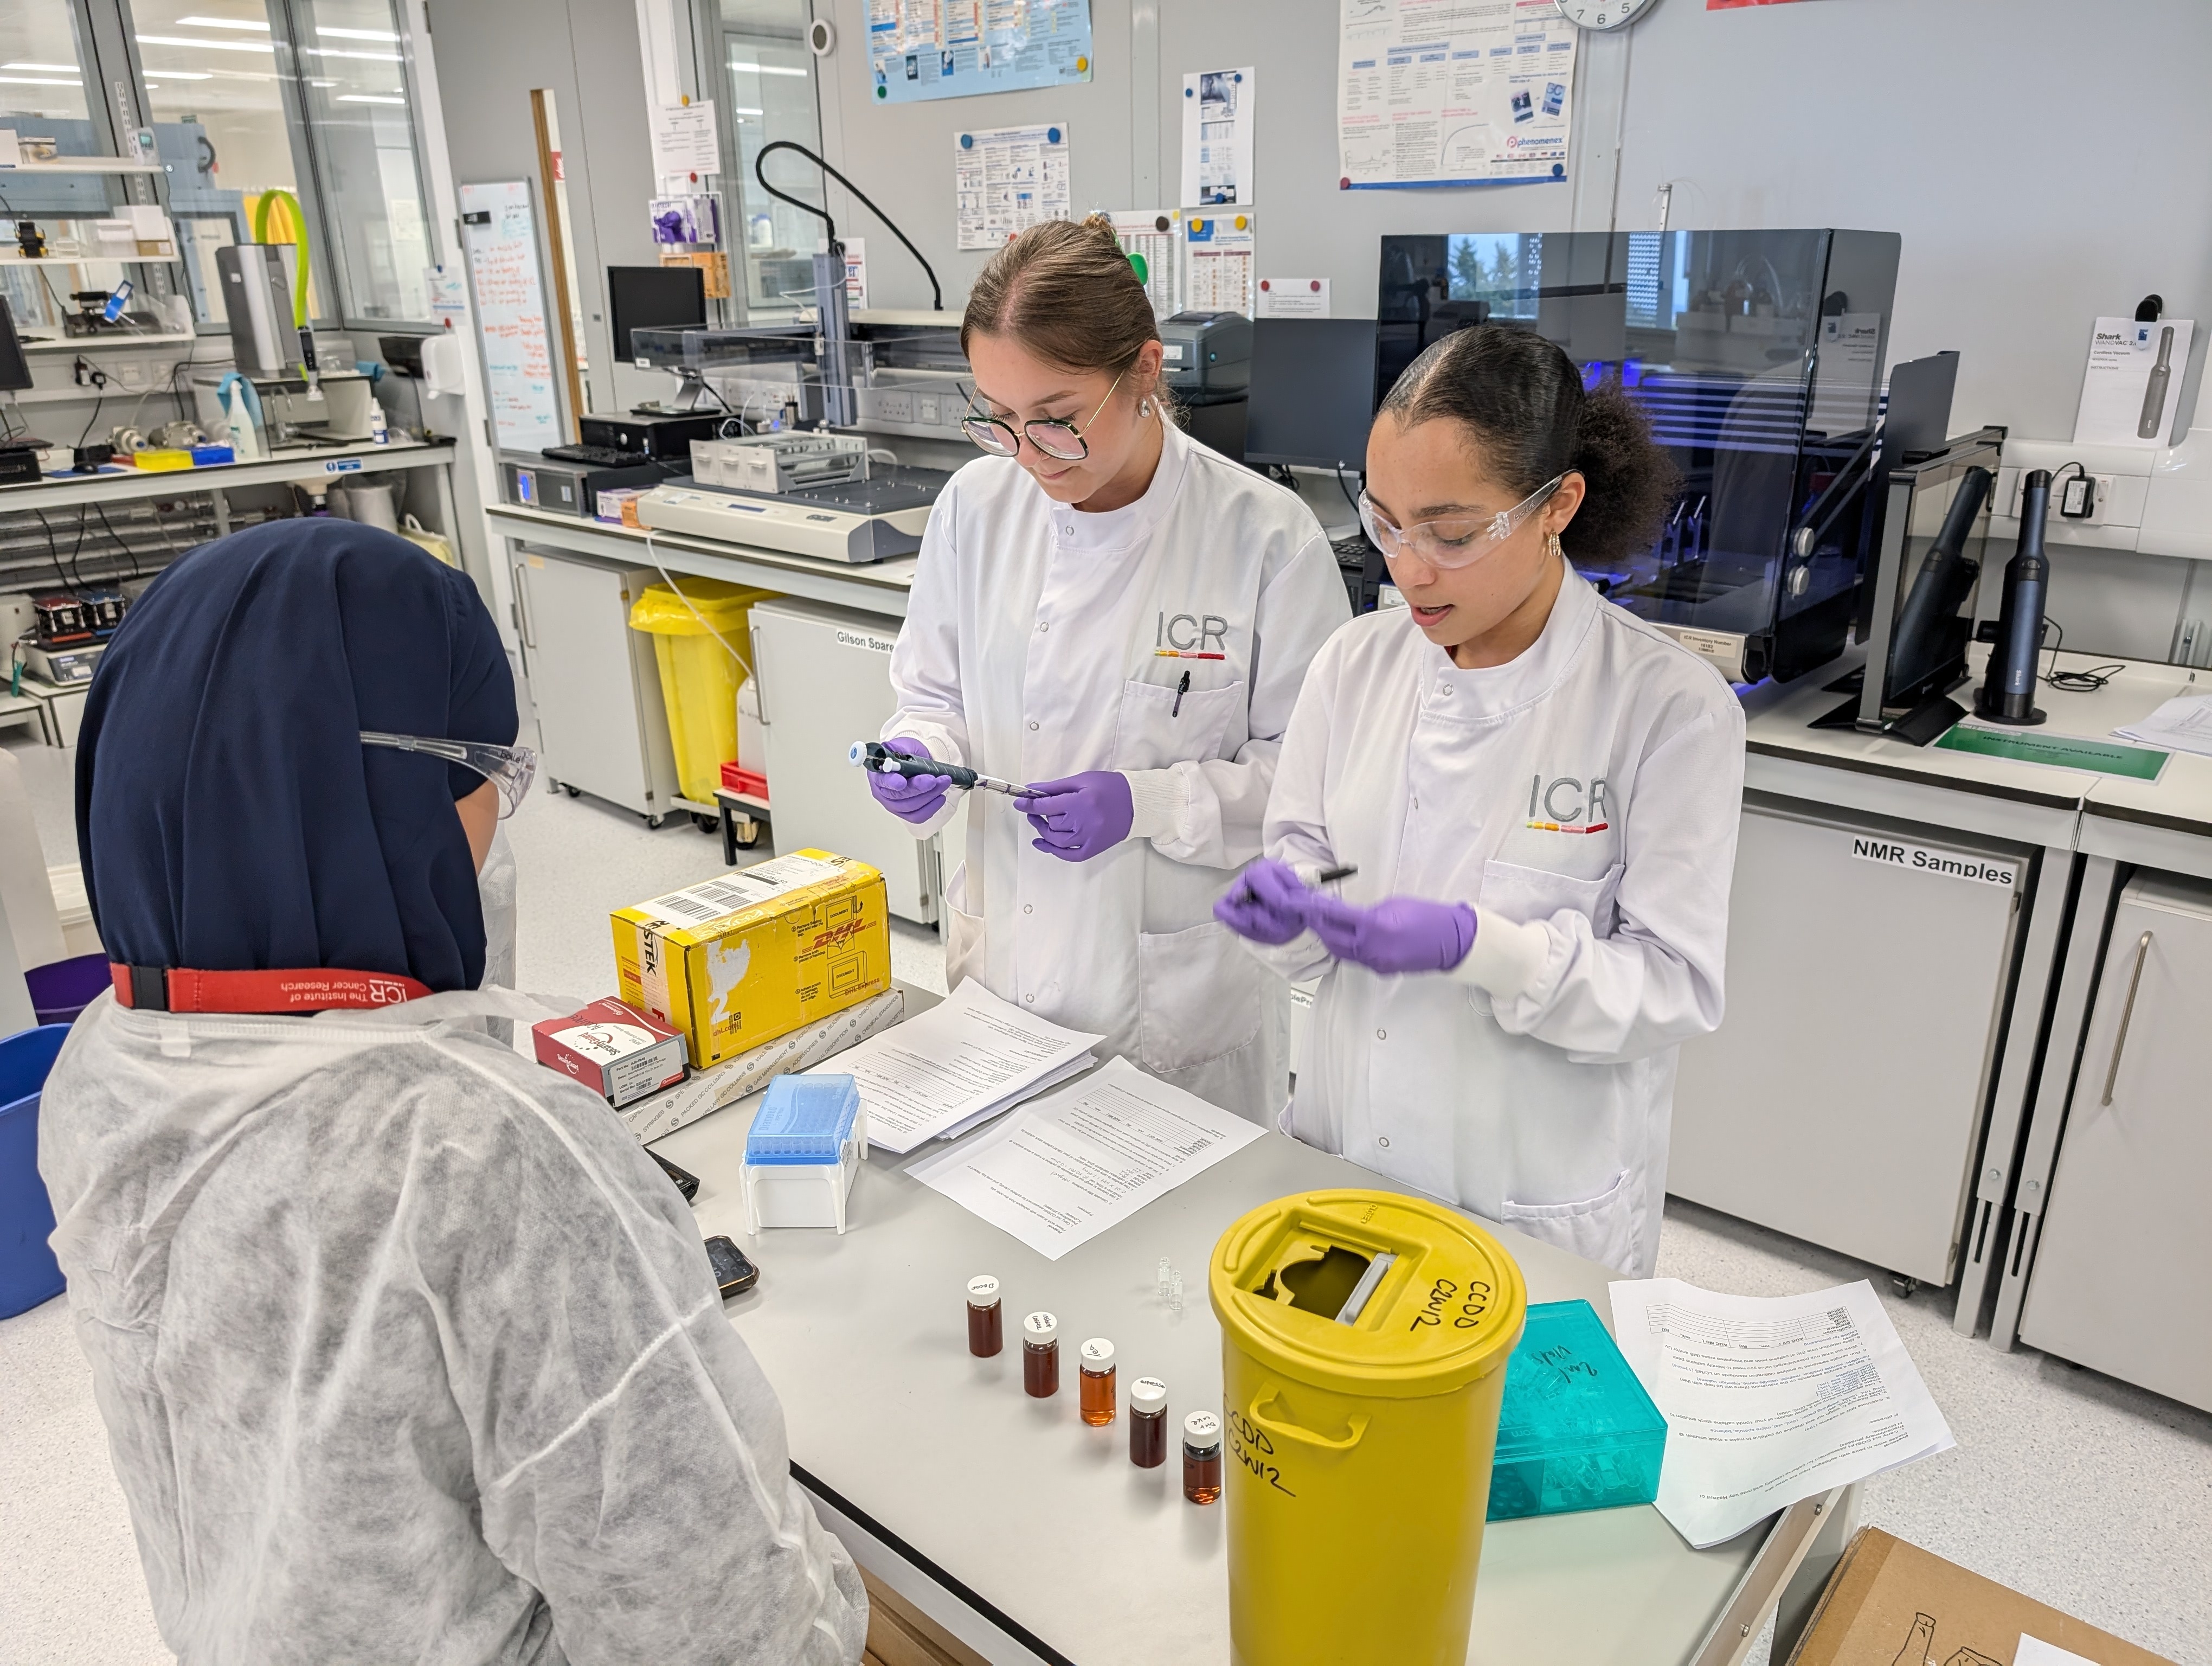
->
xmin=1486 ymin=1299 xmax=1667 ymax=1521
xmin=745 ymin=1074 xmax=860 ymax=1166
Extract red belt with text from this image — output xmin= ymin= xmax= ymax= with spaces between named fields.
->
xmin=110 ymin=965 xmax=432 ymax=1014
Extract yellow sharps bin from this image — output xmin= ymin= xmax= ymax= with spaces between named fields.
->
xmin=627 ymin=578 xmax=772 ymax=803
xmin=1209 ymin=1189 xmax=1528 ymax=1666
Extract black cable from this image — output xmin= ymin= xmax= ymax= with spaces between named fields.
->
xmin=75 ymin=392 xmax=107 ymax=449
xmin=2036 ymin=616 xmax=2123 ymax=693
xmin=31 ymin=508 xmax=66 ymax=587
xmin=92 ymin=502 xmax=143 ymax=581
xmin=753 ymin=139 xmax=943 ymax=311
xmin=1335 ymin=464 xmax=1362 ymax=517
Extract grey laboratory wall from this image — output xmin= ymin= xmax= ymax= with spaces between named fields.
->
xmin=811 ymin=0 xmax=2212 ymax=450
xmin=425 ymin=0 xmax=666 ymax=418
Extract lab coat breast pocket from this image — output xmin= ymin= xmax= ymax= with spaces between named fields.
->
xmin=1111 ymin=677 xmax=1245 ymax=773
xmin=1478 ymin=858 xmax=1625 ymax=936
xmin=1136 ymin=919 xmax=1262 ymax=1072
xmin=1500 ymin=1169 xmax=1643 ymax=1274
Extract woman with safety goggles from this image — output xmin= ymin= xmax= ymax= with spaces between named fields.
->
xmin=1213 ymin=326 xmax=1746 ymax=1277
xmin=871 ymin=214 xmax=1348 ymax=1125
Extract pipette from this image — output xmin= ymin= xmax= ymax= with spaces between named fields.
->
xmin=848 ymin=739 xmax=1023 ymax=796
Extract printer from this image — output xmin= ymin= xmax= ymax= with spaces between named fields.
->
xmin=1159 ymin=311 xmax=1253 ymax=398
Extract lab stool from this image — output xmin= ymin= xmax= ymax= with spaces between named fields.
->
xmin=0 ymin=1023 xmax=71 ymax=1318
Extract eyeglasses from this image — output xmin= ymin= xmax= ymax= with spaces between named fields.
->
xmin=360 ymin=731 xmax=539 ymax=819
xmin=961 ymin=369 xmax=1128 ymax=463
xmin=1358 ymin=475 xmax=1566 ymax=571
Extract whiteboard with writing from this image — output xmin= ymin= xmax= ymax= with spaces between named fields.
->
xmin=459 ymin=180 xmax=561 ymax=452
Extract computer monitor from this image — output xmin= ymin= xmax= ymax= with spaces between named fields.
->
xmin=0 ymin=296 xmax=30 ymax=393
xmin=608 ymin=265 xmax=706 ymax=366
xmin=1244 ymin=318 xmax=1380 ymax=472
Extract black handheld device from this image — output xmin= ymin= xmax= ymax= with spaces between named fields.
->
xmin=651 ymin=1149 xmax=700 ymax=1203
xmin=1974 ymin=470 xmax=2052 ymax=727
xmin=704 ymin=1235 xmax=760 ymax=1298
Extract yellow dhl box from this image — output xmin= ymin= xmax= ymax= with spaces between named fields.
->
xmin=612 ymin=850 xmax=891 ymax=1070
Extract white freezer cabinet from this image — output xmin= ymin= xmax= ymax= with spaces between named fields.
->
xmin=2019 ymin=873 xmax=2212 ymax=1413
xmin=1671 ymin=794 xmax=2033 ymax=1288
xmin=748 ymin=595 xmax=949 ymax=926
xmin=509 ymin=549 xmax=684 ymax=825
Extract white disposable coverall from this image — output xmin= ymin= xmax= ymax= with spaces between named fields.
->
xmin=884 ymin=416 xmax=1348 ymax=1124
xmin=38 ymin=988 xmax=866 ymax=1666
xmin=1251 ymin=567 xmax=1746 ymax=1276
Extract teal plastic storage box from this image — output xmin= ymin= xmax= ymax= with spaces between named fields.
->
xmin=1486 ymin=1298 xmax=1667 ymax=1521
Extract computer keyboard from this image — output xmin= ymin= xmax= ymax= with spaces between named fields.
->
xmin=541 ymin=443 xmax=653 ymax=468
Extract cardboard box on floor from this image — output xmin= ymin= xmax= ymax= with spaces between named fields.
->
xmin=1785 ymin=1529 xmax=2176 ymax=1666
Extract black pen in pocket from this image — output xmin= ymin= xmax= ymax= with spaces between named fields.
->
xmin=1172 ymin=668 xmax=1191 ymax=717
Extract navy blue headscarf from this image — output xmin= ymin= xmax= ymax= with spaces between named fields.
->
xmin=76 ymin=519 xmax=517 ymax=994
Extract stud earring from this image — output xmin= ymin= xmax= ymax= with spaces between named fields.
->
xmin=1139 ymin=398 xmax=1154 ymax=417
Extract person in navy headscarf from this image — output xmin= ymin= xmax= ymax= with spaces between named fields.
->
xmin=39 ymin=522 xmax=867 ymax=1666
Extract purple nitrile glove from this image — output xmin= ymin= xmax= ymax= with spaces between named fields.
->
xmin=1013 ymin=771 xmax=1135 ymax=862
xmin=1213 ymin=860 xmax=1317 ymax=946
xmin=1304 ymin=893 xmax=1477 ymax=975
xmin=867 ymin=736 xmax=955 ymax=825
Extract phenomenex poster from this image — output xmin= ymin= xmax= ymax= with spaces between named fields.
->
xmin=868 ymin=0 xmax=1094 ymax=104
xmin=1337 ymin=0 xmax=1577 ymax=189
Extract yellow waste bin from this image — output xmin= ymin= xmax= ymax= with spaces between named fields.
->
xmin=627 ymin=579 xmax=771 ymax=803
xmin=1208 ymin=1189 xmax=1528 ymax=1666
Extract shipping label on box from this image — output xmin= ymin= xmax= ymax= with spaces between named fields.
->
xmin=612 ymin=849 xmax=892 ymax=1071
xmin=531 ymin=997 xmax=689 ymax=1107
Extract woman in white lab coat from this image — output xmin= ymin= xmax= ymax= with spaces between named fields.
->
xmin=872 ymin=216 xmax=1349 ymax=1123
xmin=1215 ymin=326 xmax=1746 ymax=1276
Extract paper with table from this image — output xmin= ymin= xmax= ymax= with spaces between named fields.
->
xmin=808 ymin=978 xmax=1099 ymax=1155
xmin=909 ymin=1056 xmax=1264 ymax=1260
xmin=2113 ymin=692 xmax=2212 ymax=759
xmin=1336 ymin=0 xmax=1578 ymax=190
xmin=1608 ymin=1278 xmax=1954 ymax=1549
xmin=954 ymin=123 xmax=1073 ymax=250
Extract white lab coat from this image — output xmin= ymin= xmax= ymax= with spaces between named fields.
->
xmin=38 ymin=987 xmax=866 ymax=1666
xmin=1252 ymin=566 xmax=1746 ymax=1275
xmin=885 ymin=418 xmax=1349 ymax=1123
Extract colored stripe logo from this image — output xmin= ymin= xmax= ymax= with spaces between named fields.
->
xmin=1525 ymin=821 xmax=1610 ymax=834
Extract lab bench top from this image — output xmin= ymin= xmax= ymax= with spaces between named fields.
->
xmin=1740 ymin=643 xmax=2212 ymax=861
xmin=650 ymin=1001 xmax=1802 ymax=1666
xmin=486 ymin=501 xmax=920 ymax=620
xmin=0 ymin=438 xmax=456 ymax=510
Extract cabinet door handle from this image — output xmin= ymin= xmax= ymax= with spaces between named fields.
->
xmin=2101 ymin=930 xmax=2153 ymax=1107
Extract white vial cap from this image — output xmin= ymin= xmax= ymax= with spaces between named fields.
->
xmin=1023 ymin=1311 xmax=1059 ymax=1342
xmin=1184 ymin=1409 xmax=1221 ymax=1445
xmin=1079 ymin=1337 xmax=1115 ymax=1368
xmin=967 ymin=1275 xmax=1000 ymax=1305
xmin=1131 ymin=1376 xmax=1168 ymax=1411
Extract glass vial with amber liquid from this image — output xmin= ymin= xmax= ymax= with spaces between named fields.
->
xmin=966 ymin=1275 xmax=1002 ymax=1357
xmin=1077 ymin=1338 xmax=1116 ymax=1426
xmin=1129 ymin=1376 xmax=1168 ymax=1468
xmin=1183 ymin=1411 xmax=1223 ymax=1504
xmin=1022 ymin=1312 xmax=1059 ymax=1398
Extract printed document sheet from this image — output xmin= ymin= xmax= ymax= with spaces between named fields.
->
xmin=1608 ymin=1278 xmax=1954 ymax=1548
xmin=809 ymin=978 xmax=1101 ymax=1155
xmin=2114 ymin=691 xmax=2212 ymax=758
xmin=908 ymin=1057 xmax=1264 ymax=1260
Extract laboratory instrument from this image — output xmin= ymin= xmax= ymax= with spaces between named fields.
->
xmin=704 ymin=1234 xmax=761 ymax=1298
xmin=849 ymin=739 xmax=1021 ymax=797
xmin=638 ymin=476 xmax=941 ymax=563
xmin=1181 ymin=1412 xmax=1222 ymax=1504
xmin=1078 ymin=1338 xmax=1117 ymax=1426
xmin=1972 ymin=467 xmax=2050 ymax=726
xmin=1377 ymin=228 xmax=1901 ymax=683
xmin=1485 ymin=1300 xmax=1667 ymax=1521
xmin=216 ymin=244 xmax=297 ymax=379
xmin=1022 ymin=1312 xmax=1060 ymax=1398
xmin=966 ymin=1275 xmax=1004 ymax=1356
xmin=1210 ymin=1189 xmax=1527 ymax=1666
xmin=741 ymin=1072 xmax=867 ymax=1235
xmin=691 ymin=432 xmax=866 ymax=494
xmin=1129 ymin=1377 xmax=1168 ymax=1468
xmin=501 ymin=452 xmax=677 ymax=517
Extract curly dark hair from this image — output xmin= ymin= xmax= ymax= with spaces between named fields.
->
xmin=1376 ymin=326 xmax=1680 ymax=566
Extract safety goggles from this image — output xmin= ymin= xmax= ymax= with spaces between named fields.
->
xmin=360 ymin=731 xmax=539 ymax=819
xmin=961 ymin=369 xmax=1127 ymax=463
xmin=1358 ymin=474 xmax=1566 ymax=571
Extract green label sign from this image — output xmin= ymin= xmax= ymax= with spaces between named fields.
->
xmin=1934 ymin=724 xmax=2169 ymax=780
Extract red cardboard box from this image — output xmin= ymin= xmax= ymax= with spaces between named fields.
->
xmin=532 ymin=998 xmax=689 ymax=1108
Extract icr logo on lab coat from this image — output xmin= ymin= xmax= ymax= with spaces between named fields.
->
xmin=1157 ymin=611 xmax=1230 ymax=653
xmin=1526 ymin=774 xmax=1611 ymax=834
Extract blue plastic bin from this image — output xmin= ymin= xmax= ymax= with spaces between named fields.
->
xmin=1 ymin=1024 xmax=73 ymax=1318
xmin=1486 ymin=1298 xmax=1668 ymax=1521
